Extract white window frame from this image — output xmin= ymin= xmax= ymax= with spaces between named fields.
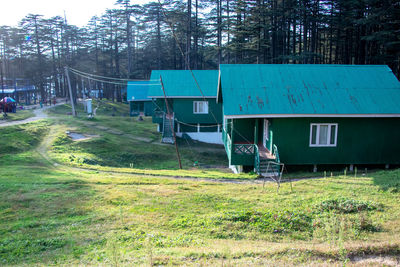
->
xmin=193 ymin=101 xmax=209 ymax=114
xmin=309 ymin=123 xmax=338 ymax=147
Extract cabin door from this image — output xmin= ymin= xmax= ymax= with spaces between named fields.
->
xmin=263 ymin=119 xmax=269 ymax=149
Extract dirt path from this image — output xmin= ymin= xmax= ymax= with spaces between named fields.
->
xmin=0 ymin=103 xmax=63 ymax=128
xmin=7 ymin=102 xmax=308 ymax=185
xmin=33 ymin=121 xmax=313 ymax=185
xmin=33 ymin=125 xmax=272 ymax=184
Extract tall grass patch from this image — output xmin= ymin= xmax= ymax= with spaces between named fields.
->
xmin=0 ymin=121 xmax=50 ymax=156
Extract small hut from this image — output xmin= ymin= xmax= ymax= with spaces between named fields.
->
xmin=127 ymin=81 xmax=153 ymax=116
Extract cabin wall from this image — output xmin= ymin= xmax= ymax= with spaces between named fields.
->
xmin=130 ymin=101 xmax=153 ymax=116
xmin=271 ymin=117 xmax=400 ymax=165
xmin=144 ymin=102 xmax=153 ymax=116
xmin=228 ymin=118 xmax=257 ymax=166
xmin=153 ymin=98 xmax=222 ymax=130
xmin=231 ymin=119 xmax=255 ymax=143
xmin=153 ymin=98 xmax=223 ymax=144
xmin=173 ymin=98 xmax=222 ymax=124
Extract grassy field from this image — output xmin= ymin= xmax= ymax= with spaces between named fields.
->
xmin=0 ymin=109 xmax=34 ymax=122
xmin=45 ymin=101 xmax=253 ymax=179
xmin=0 ymin=101 xmax=399 ymax=266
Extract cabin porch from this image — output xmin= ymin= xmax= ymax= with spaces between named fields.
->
xmin=222 ymin=117 xmax=281 ymax=174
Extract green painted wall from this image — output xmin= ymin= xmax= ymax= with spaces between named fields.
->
xmin=130 ymin=101 xmax=153 ymax=116
xmin=153 ymin=98 xmax=221 ymax=123
xmin=232 ymin=119 xmax=255 ymax=143
xmin=144 ymin=102 xmax=153 ymax=116
xmin=226 ymin=117 xmax=400 ymax=166
xmin=152 ymin=98 xmax=222 ymax=132
xmin=227 ymin=119 xmax=256 ymax=166
xmin=173 ymin=98 xmax=222 ymax=124
xmin=272 ymin=117 xmax=400 ymax=165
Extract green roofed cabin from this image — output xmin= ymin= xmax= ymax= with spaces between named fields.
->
xmin=218 ymin=64 xmax=400 ymax=174
xmin=149 ymin=70 xmax=223 ymax=144
xmin=127 ymin=81 xmax=153 ymax=116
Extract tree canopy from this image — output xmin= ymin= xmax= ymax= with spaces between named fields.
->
xmin=0 ymin=0 xmax=399 ymax=101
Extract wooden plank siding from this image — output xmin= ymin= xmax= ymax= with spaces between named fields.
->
xmin=225 ymin=117 xmax=400 ymax=167
xmin=153 ymin=98 xmax=223 ymax=132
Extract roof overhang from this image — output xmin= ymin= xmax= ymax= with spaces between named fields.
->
xmin=224 ymin=114 xmax=400 ymax=119
xmin=149 ymin=96 xmax=217 ymax=99
xmin=128 ymin=99 xmax=152 ymax=102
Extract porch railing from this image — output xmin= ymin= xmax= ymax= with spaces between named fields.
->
xmin=254 ymin=145 xmax=260 ymax=174
xmin=222 ymin=127 xmax=279 ymax=172
xmin=273 ymin=144 xmax=280 ymax=163
xmin=233 ymin=144 xmax=255 ymax=154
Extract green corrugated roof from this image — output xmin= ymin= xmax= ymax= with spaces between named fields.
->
xmin=148 ymin=70 xmax=219 ymax=98
xmin=219 ymin=64 xmax=400 ymax=116
xmin=127 ymin=81 xmax=152 ymax=101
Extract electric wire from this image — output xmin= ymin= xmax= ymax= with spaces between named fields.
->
xmin=69 ymin=68 xmax=160 ymax=87
xmin=69 ymin=67 xmax=159 ymax=82
xmin=157 ymin=0 xmax=254 ymax=147
xmin=157 ymin=0 xmax=220 ymax=125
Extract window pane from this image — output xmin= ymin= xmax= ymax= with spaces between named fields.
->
xmin=199 ymin=102 xmax=204 ymax=112
xmin=330 ymin=125 xmax=336 ymax=145
xmin=319 ymin=125 xmax=328 ymax=145
xmin=311 ymin=125 xmax=317 ymax=144
xmin=194 ymin=102 xmax=198 ymax=113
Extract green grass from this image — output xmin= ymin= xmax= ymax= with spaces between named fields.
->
xmin=0 ymin=121 xmax=50 ymax=156
xmin=0 ymin=109 xmax=34 ymax=122
xmin=0 ymin=101 xmax=399 ymax=266
xmin=1 ymin=150 xmax=399 ymax=265
xmin=46 ymin=102 xmax=239 ymax=179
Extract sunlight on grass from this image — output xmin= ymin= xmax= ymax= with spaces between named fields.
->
xmin=1 ymin=101 xmax=399 ymax=266
xmin=0 ymin=109 xmax=34 ymax=122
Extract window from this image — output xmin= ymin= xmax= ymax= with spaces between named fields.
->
xmin=309 ymin=123 xmax=338 ymax=147
xmin=193 ymin=101 xmax=209 ymax=114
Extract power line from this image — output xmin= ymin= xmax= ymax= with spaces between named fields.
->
xmin=157 ymin=1 xmax=254 ymax=146
xmin=157 ymin=0 xmax=220 ymax=125
xmin=69 ymin=68 xmax=161 ymax=87
xmin=69 ymin=67 xmax=158 ymax=82
xmin=69 ymin=69 xmax=128 ymax=86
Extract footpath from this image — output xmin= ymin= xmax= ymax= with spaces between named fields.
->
xmin=0 ymin=102 xmax=64 ymax=127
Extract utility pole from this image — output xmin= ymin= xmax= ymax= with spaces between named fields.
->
xmin=160 ymin=75 xmax=182 ymax=169
xmin=64 ymin=66 xmax=76 ymax=116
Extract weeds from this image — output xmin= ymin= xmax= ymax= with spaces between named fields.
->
xmin=316 ymin=198 xmax=382 ymax=213
xmin=313 ymin=211 xmax=381 ymax=244
xmin=220 ymin=209 xmax=313 ymax=235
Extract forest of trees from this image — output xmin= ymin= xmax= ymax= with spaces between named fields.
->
xmin=0 ymin=0 xmax=399 ymax=101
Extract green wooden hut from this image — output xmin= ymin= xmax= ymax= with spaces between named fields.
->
xmin=149 ymin=70 xmax=223 ymax=144
xmin=218 ymin=64 xmax=400 ymax=173
xmin=127 ymin=81 xmax=153 ymax=116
